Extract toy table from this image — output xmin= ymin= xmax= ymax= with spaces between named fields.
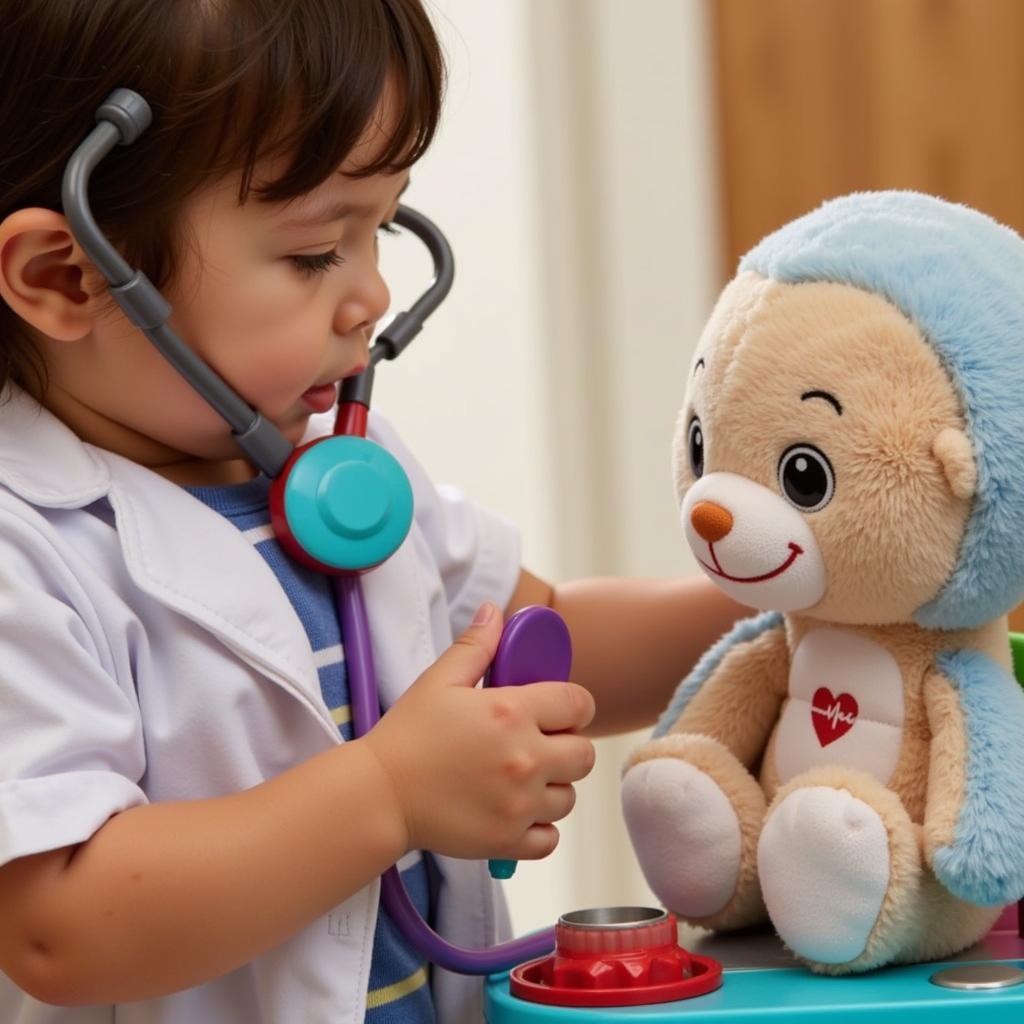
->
xmin=485 ymin=906 xmax=1024 ymax=1022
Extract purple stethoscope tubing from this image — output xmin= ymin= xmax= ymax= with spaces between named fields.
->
xmin=335 ymin=576 xmax=559 ymax=974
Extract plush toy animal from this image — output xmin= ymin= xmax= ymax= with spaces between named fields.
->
xmin=622 ymin=191 xmax=1024 ymax=974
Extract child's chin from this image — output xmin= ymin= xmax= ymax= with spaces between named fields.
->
xmin=292 ymin=409 xmax=316 ymax=429
xmin=278 ymin=412 xmax=318 ymax=446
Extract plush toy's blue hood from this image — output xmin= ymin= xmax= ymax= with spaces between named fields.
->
xmin=740 ymin=190 xmax=1024 ymax=630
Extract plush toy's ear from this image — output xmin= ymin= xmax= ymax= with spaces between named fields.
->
xmin=932 ymin=427 xmax=976 ymax=501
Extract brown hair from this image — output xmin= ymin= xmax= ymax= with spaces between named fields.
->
xmin=0 ymin=0 xmax=445 ymax=395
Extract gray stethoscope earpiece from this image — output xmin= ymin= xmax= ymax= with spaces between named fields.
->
xmin=96 ymin=89 xmax=152 ymax=144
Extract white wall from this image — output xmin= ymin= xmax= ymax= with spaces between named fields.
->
xmin=375 ymin=0 xmax=557 ymax=576
xmin=376 ymin=0 xmax=721 ymax=936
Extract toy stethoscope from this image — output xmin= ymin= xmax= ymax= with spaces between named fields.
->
xmin=62 ymin=88 xmax=570 ymax=975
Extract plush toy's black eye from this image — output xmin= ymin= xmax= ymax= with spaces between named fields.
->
xmin=778 ymin=444 xmax=834 ymax=512
xmin=687 ymin=417 xmax=704 ymax=478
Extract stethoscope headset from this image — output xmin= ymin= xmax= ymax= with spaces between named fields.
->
xmin=62 ymin=89 xmax=563 ymax=974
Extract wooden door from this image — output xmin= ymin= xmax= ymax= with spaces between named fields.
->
xmin=711 ymin=0 xmax=1024 ymax=276
xmin=711 ymin=0 xmax=1024 ymax=634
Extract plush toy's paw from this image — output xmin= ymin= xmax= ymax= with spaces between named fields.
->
xmin=622 ymin=757 xmax=742 ymax=918
xmin=758 ymin=786 xmax=890 ymax=965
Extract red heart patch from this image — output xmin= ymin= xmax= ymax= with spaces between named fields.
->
xmin=811 ymin=687 xmax=859 ymax=747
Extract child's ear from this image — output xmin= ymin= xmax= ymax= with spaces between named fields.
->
xmin=0 ymin=208 xmax=104 ymax=342
xmin=932 ymin=427 xmax=976 ymax=501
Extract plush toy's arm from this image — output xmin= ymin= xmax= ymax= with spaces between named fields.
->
xmin=923 ymin=648 xmax=1024 ymax=906
xmin=651 ymin=610 xmax=789 ymax=770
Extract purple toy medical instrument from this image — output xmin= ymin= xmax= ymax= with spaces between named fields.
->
xmin=485 ymin=605 xmax=573 ymax=882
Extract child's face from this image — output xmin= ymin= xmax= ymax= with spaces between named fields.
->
xmin=41 ymin=129 xmax=408 ymax=484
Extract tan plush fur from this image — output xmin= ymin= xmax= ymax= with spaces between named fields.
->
xmin=662 ymin=624 xmax=790 ymax=770
xmin=932 ymin=428 xmax=977 ymax=501
xmin=921 ymin=672 xmax=968 ymax=855
xmin=628 ymin=273 xmax=1012 ymax=973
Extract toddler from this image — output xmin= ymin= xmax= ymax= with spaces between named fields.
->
xmin=0 ymin=2 xmax=744 ymax=1021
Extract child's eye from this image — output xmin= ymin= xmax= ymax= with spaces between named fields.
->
xmin=289 ymin=249 xmax=346 ymax=276
xmin=290 ymin=223 xmax=398 ymax=275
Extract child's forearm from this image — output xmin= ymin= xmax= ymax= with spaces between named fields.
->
xmin=550 ymin=576 xmax=749 ymax=736
xmin=0 ymin=740 xmax=406 ymax=1006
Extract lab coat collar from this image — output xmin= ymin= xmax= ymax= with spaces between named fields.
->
xmin=0 ymin=386 xmax=337 ymax=740
xmin=0 ymin=384 xmax=111 ymax=506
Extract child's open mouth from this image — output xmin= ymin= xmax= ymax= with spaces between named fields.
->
xmin=300 ymin=382 xmax=338 ymax=413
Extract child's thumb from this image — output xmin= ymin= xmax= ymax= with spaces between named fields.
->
xmin=426 ymin=602 xmax=503 ymax=688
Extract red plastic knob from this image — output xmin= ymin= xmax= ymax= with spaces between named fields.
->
xmin=509 ymin=907 xmax=723 ymax=1008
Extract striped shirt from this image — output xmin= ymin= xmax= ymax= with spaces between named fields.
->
xmin=188 ymin=475 xmax=436 ymax=1021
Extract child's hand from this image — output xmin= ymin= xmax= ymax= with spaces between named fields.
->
xmin=362 ymin=602 xmax=596 ymax=861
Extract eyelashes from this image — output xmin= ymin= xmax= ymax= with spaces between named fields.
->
xmin=289 ymin=222 xmax=401 ymax=277
xmin=289 ymin=249 xmax=347 ymax=275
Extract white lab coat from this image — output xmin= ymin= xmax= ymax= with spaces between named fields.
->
xmin=0 ymin=385 xmax=519 ymax=1024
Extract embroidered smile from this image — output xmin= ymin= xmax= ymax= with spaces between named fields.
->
xmin=698 ymin=542 xmax=803 ymax=583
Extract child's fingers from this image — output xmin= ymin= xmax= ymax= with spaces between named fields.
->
xmin=541 ymin=733 xmax=597 ymax=784
xmin=518 ymin=681 xmax=596 ymax=733
xmin=533 ymin=782 xmax=577 ymax=824
xmin=421 ymin=602 xmax=503 ymax=689
xmin=507 ymin=823 xmax=560 ymax=861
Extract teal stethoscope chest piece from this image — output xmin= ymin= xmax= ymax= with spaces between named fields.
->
xmin=285 ymin=435 xmax=414 ymax=571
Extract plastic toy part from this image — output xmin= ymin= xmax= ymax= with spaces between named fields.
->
xmin=1011 ymin=632 xmax=1024 ymax=688
xmin=485 ymin=606 xmax=573 ymax=881
xmin=489 ymin=859 xmax=519 ymax=880
xmin=930 ymin=963 xmax=1024 ymax=990
xmin=509 ymin=907 xmax=723 ymax=1008
xmin=270 ymin=434 xmax=414 ymax=573
xmin=486 ymin=606 xmax=573 ymax=692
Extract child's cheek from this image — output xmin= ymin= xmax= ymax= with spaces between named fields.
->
xmin=235 ymin=320 xmax=327 ymax=407
xmin=182 ymin=265 xmax=330 ymax=412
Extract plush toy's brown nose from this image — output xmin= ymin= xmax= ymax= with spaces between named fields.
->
xmin=691 ymin=501 xmax=733 ymax=543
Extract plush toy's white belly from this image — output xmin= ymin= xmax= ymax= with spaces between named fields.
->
xmin=774 ymin=627 xmax=906 ymax=786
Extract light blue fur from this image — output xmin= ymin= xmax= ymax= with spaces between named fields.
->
xmin=653 ymin=611 xmax=783 ymax=739
xmin=931 ymin=649 xmax=1024 ymax=905
xmin=741 ymin=191 xmax=1024 ymax=630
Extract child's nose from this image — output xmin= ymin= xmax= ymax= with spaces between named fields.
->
xmin=690 ymin=501 xmax=733 ymax=543
xmin=334 ymin=265 xmax=391 ymax=337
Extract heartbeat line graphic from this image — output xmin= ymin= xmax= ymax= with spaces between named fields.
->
xmin=810 ymin=686 xmax=859 ymax=746
xmin=812 ymin=702 xmax=856 ymax=727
